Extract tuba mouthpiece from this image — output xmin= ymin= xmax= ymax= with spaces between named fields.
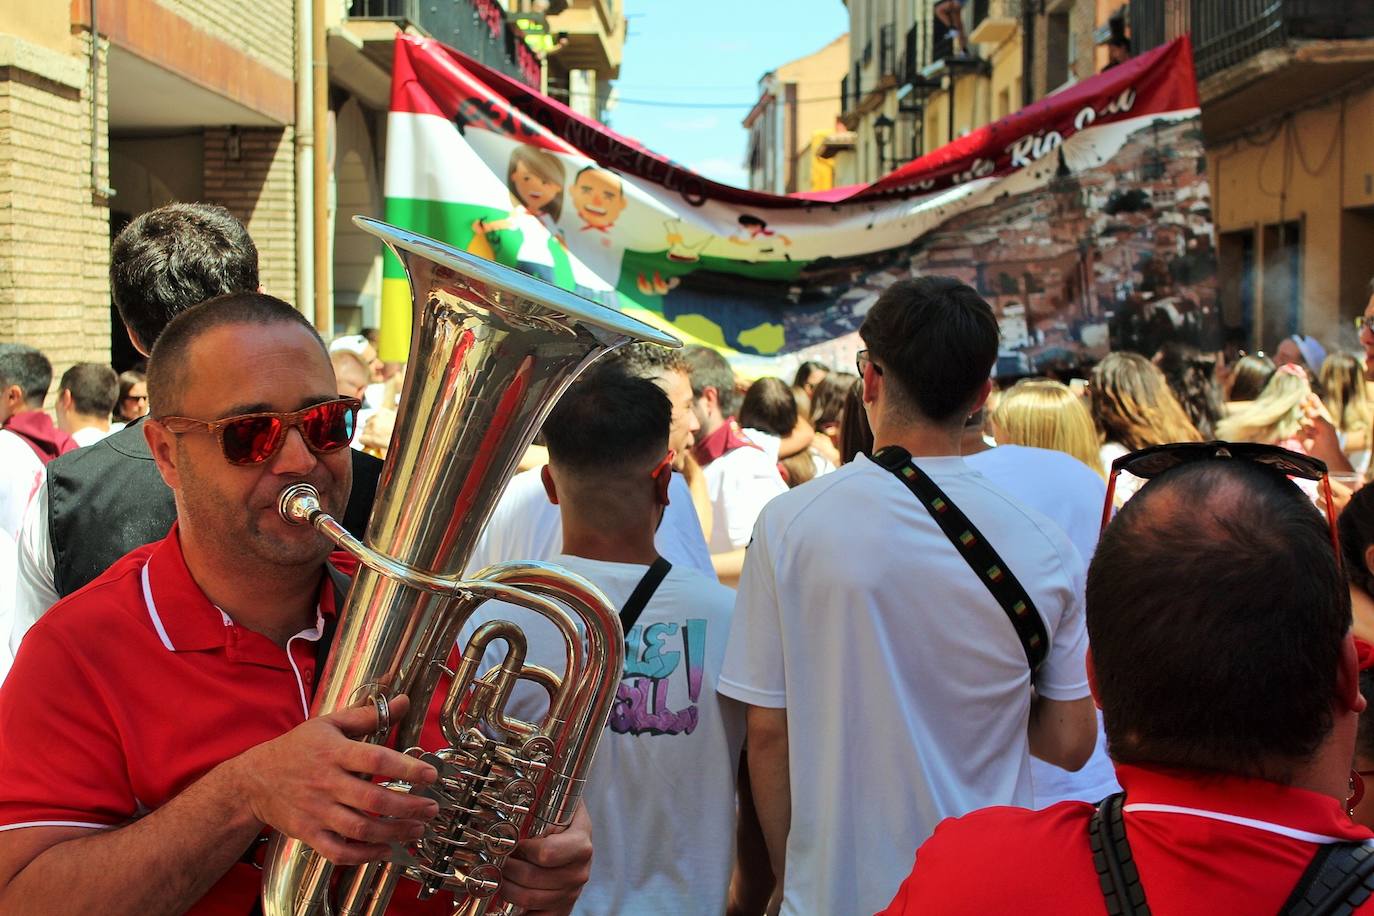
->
xmin=278 ymin=483 xmax=323 ymax=526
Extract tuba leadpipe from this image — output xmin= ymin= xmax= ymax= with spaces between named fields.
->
xmin=260 ymin=216 xmax=680 ymax=916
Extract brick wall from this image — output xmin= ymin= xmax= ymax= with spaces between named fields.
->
xmin=0 ymin=31 xmax=111 ymax=373
xmin=203 ymin=126 xmax=297 ymax=307
xmin=157 ymin=0 xmax=295 ymax=78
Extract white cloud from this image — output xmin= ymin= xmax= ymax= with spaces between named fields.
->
xmin=689 ymin=156 xmax=749 ymax=189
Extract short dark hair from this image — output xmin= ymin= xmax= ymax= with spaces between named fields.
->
xmin=739 ymin=376 xmax=797 ymax=437
xmin=0 ymin=344 xmax=52 ymax=407
xmin=148 ymin=292 xmax=322 ymax=416
xmin=602 ymin=342 xmax=689 ymax=381
xmin=792 ymin=360 xmax=828 ymax=389
xmin=542 ymin=369 xmax=670 ymax=475
xmin=111 ymin=203 xmax=259 ymax=351
xmin=59 ymin=363 xmax=118 ymax=417
xmin=682 ymin=346 xmax=740 ymax=417
xmin=858 ymin=277 xmax=997 ymax=423
xmin=1087 ymin=460 xmax=1349 ymax=780
xmin=1340 ymin=484 xmax=1374 ymax=598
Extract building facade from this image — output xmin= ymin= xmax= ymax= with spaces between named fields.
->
xmin=1128 ymin=0 xmax=1374 ymax=351
xmin=1 ymin=0 xmax=625 ymax=381
xmin=744 ymin=35 xmax=850 ymax=194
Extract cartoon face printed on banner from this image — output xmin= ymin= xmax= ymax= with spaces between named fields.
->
xmin=571 ymin=166 xmax=626 ymax=232
xmin=508 ymin=145 xmax=566 ymax=219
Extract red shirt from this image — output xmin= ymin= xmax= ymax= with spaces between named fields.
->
xmin=0 ymin=525 xmax=447 ymax=915
xmin=878 ymin=763 xmax=1374 ymax=915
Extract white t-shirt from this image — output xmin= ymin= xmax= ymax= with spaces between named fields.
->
xmin=69 ymin=426 xmax=111 ymax=448
xmin=963 ymin=445 xmax=1119 ymax=807
xmin=465 ymin=466 xmax=713 ymax=578
xmin=718 ymin=453 xmax=1090 ymax=916
xmin=965 ymin=445 xmax=1104 ymax=566
xmin=0 ymin=528 xmax=16 ymax=683
xmin=10 ymin=479 xmax=55 ymax=666
xmin=0 ymin=431 xmax=43 ymax=543
xmin=701 ymin=440 xmax=788 ymax=553
xmin=460 ymin=555 xmax=745 ymax=916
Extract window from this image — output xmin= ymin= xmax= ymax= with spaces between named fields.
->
xmin=1046 ymin=12 xmax=1070 ymax=90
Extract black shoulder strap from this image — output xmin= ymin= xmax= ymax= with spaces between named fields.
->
xmin=1088 ymin=790 xmax=1374 ymax=916
xmin=1279 ymin=840 xmax=1374 ymax=916
xmin=619 ymin=557 xmax=672 ymax=635
xmin=1089 ymin=793 xmax=1150 ymax=916
xmin=872 ymin=445 xmax=1049 ymax=672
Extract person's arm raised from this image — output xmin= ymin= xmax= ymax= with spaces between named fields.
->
xmin=0 ymin=698 xmax=438 ymax=916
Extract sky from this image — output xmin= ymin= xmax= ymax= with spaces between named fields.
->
xmin=605 ymin=1 xmax=850 ymax=189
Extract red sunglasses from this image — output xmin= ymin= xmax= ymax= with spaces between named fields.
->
xmin=159 ymin=397 xmax=360 ymax=466
xmin=1101 ymin=441 xmax=1341 ymax=571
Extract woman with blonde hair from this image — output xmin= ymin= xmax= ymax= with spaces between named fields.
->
xmin=1319 ymin=351 xmax=1371 ymax=469
xmin=1090 ymin=351 xmax=1201 ymax=468
xmin=1217 ymin=363 xmax=1320 ymax=451
xmin=991 ymin=379 xmax=1105 ymax=480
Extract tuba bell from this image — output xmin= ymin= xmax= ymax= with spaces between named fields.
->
xmin=260 ymin=216 xmax=680 ymax=915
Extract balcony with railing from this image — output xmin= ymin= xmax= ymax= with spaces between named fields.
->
xmin=1130 ymin=0 xmax=1374 ymax=79
xmin=347 ymin=0 xmax=540 ymax=88
xmin=1128 ymin=0 xmax=1374 ymax=136
xmin=969 ymin=0 xmax=1020 ymax=46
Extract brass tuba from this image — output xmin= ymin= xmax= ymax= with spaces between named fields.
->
xmin=261 ymin=216 xmax=679 ymax=915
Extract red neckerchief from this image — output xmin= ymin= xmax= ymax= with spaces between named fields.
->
xmin=579 ymin=223 xmax=611 ymax=233
xmin=692 ymin=417 xmax=761 ymax=468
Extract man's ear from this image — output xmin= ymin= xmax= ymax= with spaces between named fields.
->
xmin=540 ymin=464 xmax=559 ymax=505
xmin=143 ymin=419 xmax=183 ymax=490
xmin=57 ymin=389 xmax=74 ymax=413
xmin=653 ymin=465 xmax=672 ymax=508
xmin=1363 ymin=544 xmax=1374 ymax=580
xmin=124 ymin=323 xmax=150 ymax=358
xmin=1339 ymin=631 xmax=1368 ymax=716
xmin=969 ymin=378 xmax=994 ymax=415
xmin=1086 ymin=650 xmax=1102 ymax=711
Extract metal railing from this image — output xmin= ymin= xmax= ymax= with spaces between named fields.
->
xmin=347 ymin=0 xmax=540 ymax=87
xmin=1129 ymin=0 xmax=1374 ymax=80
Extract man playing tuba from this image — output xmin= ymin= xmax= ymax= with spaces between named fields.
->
xmin=0 ymin=293 xmax=592 ymax=916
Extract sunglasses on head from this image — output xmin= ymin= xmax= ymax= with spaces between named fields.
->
xmin=158 ymin=397 xmax=360 ymax=466
xmin=1101 ymin=441 xmax=1340 ymax=569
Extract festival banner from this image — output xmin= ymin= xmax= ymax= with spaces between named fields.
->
xmin=382 ymin=35 xmax=1216 ymax=375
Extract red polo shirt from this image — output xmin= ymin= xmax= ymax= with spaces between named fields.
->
xmin=878 ymin=763 xmax=1374 ymax=915
xmin=0 ymin=525 xmax=449 ymax=915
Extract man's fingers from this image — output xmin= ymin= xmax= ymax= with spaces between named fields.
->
xmin=311 ymin=829 xmax=392 ymax=867
xmin=337 ymin=741 xmax=437 ymax=786
xmin=325 ymin=803 xmax=428 ymax=847
xmin=334 ymin=774 xmax=440 ymax=821
xmin=325 ymin=694 xmax=413 ymax=738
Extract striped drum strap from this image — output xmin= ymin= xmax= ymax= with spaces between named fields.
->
xmin=872 ymin=445 xmax=1048 ymax=674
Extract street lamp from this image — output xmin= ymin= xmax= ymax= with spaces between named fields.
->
xmin=873 ymin=112 xmax=894 ymax=176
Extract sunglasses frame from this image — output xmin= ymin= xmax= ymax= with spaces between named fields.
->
xmin=1101 ymin=440 xmax=1340 ymax=571
xmin=159 ymin=397 xmax=361 ymax=466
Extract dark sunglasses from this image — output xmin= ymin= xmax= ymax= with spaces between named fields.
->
xmin=856 ymin=349 xmax=882 ymax=377
xmin=1101 ymin=441 xmax=1340 ymax=570
xmin=159 ymin=397 xmax=360 ymax=466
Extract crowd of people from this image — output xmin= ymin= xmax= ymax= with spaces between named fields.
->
xmin=0 ymin=199 xmax=1373 ymax=915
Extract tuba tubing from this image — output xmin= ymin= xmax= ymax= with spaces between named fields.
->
xmin=260 ymin=217 xmax=679 ymax=916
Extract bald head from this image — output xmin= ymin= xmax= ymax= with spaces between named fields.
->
xmin=1087 ymin=460 xmax=1348 ymax=780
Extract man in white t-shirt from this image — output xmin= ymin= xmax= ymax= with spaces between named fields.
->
xmin=467 ymin=342 xmax=712 ymax=578
xmin=718 ymin=277 xmax=1098 ymax=916
xmin=455 ymin=370 xmax=764 ymax=915
xmin=682 ymin=346 xmax=787 ymax=555
xmin=0 ymin=345 xmax=74 ymax=541
xmin=53 ymin=363 xmax=117 ymax=449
